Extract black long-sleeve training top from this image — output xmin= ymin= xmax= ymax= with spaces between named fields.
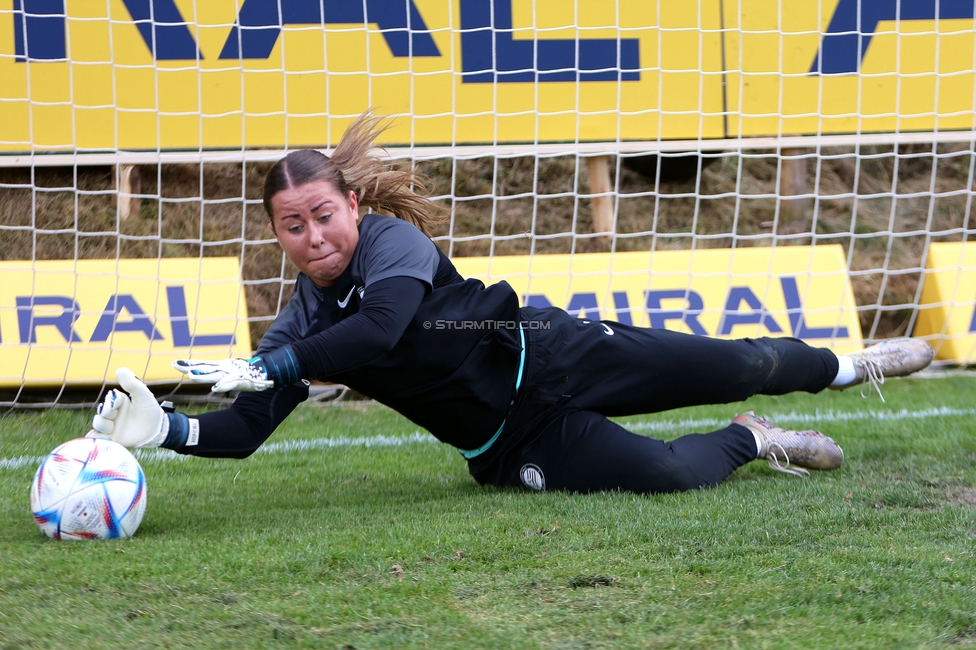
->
xmin=170 ymin=213 xmax=523 ymax=457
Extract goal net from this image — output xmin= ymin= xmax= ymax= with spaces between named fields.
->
xmin=1 ymin=0 xmax=975 ymax=407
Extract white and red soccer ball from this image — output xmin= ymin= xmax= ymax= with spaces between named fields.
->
xmin=30 ymin=437 xmax=147 ymax=540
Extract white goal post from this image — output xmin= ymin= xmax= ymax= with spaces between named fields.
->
xmin=2 ymin=0 xmax=975 ymax=407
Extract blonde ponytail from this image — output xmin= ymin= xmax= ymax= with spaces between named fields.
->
xmin=263 ymin=113 xmax=446 ymax=235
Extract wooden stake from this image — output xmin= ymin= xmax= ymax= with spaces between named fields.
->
xmin=116 ymin=165 xmax=142 ymax=221
xmin=779 ymin=148 xmax=810 ymax=223
xmin=586 ymin=156 xmax=614 ymax=238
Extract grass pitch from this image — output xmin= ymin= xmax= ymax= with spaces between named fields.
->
xmin=2 ymin=376 xmax=975 ymax=649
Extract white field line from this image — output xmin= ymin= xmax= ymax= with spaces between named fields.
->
xmin=624 ymin=405 xmax=976 ymax=433
xmin=3 ymin=406 xmax=974 ymax=472
xmin=1 ymin=431 xmax=439 ymax=471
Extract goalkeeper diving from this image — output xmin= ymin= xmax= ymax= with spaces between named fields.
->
xmin=89 ymin=112 xmax=934 ymax=493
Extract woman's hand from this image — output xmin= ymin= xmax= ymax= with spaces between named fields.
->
xmin=87 ymin=368 xmax=168 ymax=448
xmin=172 ymin=358 xmax=274 ymax=393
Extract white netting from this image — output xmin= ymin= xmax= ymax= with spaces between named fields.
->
xmin=1 ymin=1 xmax=975 ymax=407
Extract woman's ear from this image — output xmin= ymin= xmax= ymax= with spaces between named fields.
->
xmin=349 ymin=191 xmax=365 ymax=219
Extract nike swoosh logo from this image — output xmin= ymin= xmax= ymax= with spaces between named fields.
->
xmin=337 ymin=286 xmax=356 ymax=309
xmin=582 ymin=319 xmax=614 ymax=336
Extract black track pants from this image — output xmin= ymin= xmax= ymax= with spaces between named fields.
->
xmin=467 ymin=307 xmax=840 ymax=494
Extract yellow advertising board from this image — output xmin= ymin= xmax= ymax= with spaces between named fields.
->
xmin=0 ymin=258 xmax=252 ymax=387
xmin=724 ymin=0 xmax=976 ymax=137
xmin=2 ymin=0 xmax=971 ymax=153
xmin=452 ymin=245 xmax=863 ymax=353
xmin=915 ymin=242 xmax=976 ymax=363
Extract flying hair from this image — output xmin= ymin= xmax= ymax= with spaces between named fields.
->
xmin=262 ymin=112 xmax=446 ymax=235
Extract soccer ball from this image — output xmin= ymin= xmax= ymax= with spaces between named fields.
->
xmin=30 ymin=437 xmax=147 ymax=540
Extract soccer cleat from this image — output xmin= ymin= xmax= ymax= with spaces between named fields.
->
xmin=832 ymin=338 xmax=934 ymax=400
xmin=732 ymin=411 xmax=843 ymax=478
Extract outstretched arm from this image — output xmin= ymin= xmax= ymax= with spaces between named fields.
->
xmin=93 ymin=278 xmax=426 ymax=455
xmin=287 ymin=275 xmax=427 ymax=379
xmin=175 ymin=276 xmax=427 ymax=391
xmin=90 ymin=368 xmax=307 ymax=458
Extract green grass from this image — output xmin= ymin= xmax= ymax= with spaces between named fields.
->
xmin=2 ymin=377 xmax=976 ymax=649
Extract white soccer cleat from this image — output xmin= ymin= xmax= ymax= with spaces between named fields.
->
xmin=833 ymin=338 xmax=934 ymax=400
xmin=733 ymin=411 xmax=843 ymax=478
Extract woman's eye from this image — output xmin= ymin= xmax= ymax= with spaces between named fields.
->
xmin=288 ymin=225 xmax=303 ymax=233
xmin=317 ymin=214 xmax=331 ymax=223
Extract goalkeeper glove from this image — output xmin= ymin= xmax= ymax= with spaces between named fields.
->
xmin=172 ymin=357 xmax=275 ymax=393
xmin=87 ymin=367 xmax=168 ymax=448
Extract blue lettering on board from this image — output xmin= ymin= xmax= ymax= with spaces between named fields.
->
xmin=523 ymin=293 xmax=603 ymax=320
xmin=459 ymin=0 xmax=640 ymax=82
xmin=523 ymin=292 xmax=632 ymax=322
xmin=218 ymin=0 xmax=439 ymax=59
xmin=811 ymin=0 xmax=976 ymax=74
xmin=612 ymin=291 xmax=633 ymax=326
xmin=16 ymin=296 xmax=82 ymax=344
xmin=90 ymin=294 xmax=165 ymax=342
xmin=523 ymin=294 xmax=554 ymax=310
xmin=13 ymin=0 xmax=638 ymax=83
xmin=780 ymin=276 xmax=849 ymax=339
xmin=19 ymin=0 xmax=973 ymax=75
xmin=121 ymin=0 xmax=202 ymax=60
xmin=166 ymin=286 xmax=236 ymax=347
xmin=13 ymin=0 xmax=65 ymax=61
xmin=718 ymin=287 xmax=783 ymax=336
xmin=11 ymin=290 xmax=233 ymax=345
xmin=567 ymin=292 xmax=601 ymax=320
xmin=14 ymin=0 xmax=200 ymax=61
xmin=14 ymin=0 xmax=436 ymax=61
xmin=645 ymin=289 xmax=707 ymax=336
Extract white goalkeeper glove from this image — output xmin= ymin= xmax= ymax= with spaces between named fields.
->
xmin=86 ymin=367 xmax=168 ymax=449
xmin=171 ymin=357 xmax=274 ymax=393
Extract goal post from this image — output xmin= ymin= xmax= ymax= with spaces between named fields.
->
xmin=1 ymin=0 xmax=975 ymax=407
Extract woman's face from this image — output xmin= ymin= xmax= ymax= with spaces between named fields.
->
xmin=269 ymin=180 xmax=360 ymax=287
